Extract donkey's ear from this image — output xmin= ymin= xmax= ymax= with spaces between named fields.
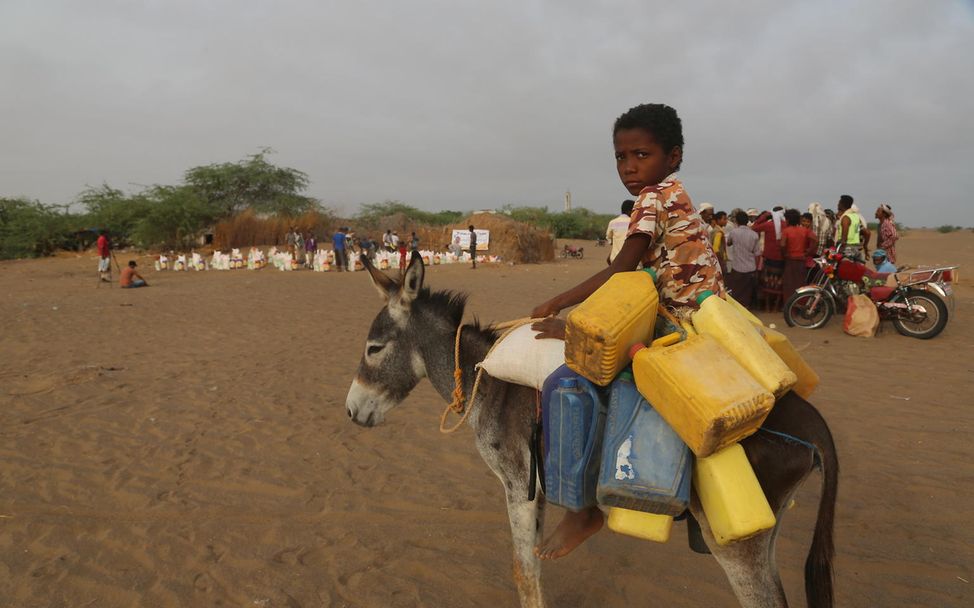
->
xmin=363 ymin=253 xmax=397 ymax=301
xmin=398 ymin=251 xmax=425 ymax=306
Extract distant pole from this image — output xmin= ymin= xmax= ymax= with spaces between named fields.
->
xmin=564 ymin=190 xmax=572 ymax=212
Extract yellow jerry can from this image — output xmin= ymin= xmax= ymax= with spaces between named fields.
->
xmin=726 ymin=294 xmax=763 ymax=328
xmin=630 ymin=335 xmax=774 ymax=457
xmin=606 ymin=507 xmax=673 ymax=543
xmin=692 ymin=292 xmax=797 ymax=398
xmin=565 ymin=269 xmax=659 ymax=386
xmin=762 ymin=328 xmax=820 ymax=399
xmin=693 ymin=443 xmax=777 ymax=545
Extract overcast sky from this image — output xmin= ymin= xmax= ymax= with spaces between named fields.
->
xmin=2 ymin=0 xmax=972 ymax=226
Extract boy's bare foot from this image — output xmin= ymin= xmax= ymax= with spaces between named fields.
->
xmin=534 ymin=507 xmax=604 ymax=560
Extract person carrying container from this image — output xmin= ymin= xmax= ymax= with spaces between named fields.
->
xmin=529 ymin=103 xmax=725 ymax=560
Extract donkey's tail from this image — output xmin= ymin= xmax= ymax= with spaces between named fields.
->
xmin=805 ymin=418 xmax=838 ymax=608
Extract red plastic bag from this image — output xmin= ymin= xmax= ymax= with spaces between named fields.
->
xmin=843 ymin=294 xmax=879 ymax=337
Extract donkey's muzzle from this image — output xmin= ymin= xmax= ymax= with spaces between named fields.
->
xmin=346 ymin=378 xmax=384 ymax=427
xmin=348 ymin=409 xmax=376 ymax=427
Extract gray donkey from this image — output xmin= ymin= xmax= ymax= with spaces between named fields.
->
xmin=346 ymin=253 xmax=838 ymax=608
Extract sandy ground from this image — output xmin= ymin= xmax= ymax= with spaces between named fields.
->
xmin=1 ymin=229 xmax=972 ymax=608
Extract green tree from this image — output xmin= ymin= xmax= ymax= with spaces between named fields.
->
xmin=502 ymin=205 xmax=553 ymax=228
xmin=184 ymin=148 xmax=315 ymax=218
xmin=499 ymin=205 xmax=614 ymax=239
xmin=77 ymin=183 xmax=152 ymax=245
xmin=0 ymin=197 xmax=76 ymax=259
xmin=356 ymin=200 xmax=463 ymax=226
xmin=131 ymin=185 xmax=215 ymax=249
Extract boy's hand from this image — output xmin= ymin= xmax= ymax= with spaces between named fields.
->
xmin=532 ymin=317 xmax=566 ymax=340
xmin=531 ymin=300 xmax=561 ymax=319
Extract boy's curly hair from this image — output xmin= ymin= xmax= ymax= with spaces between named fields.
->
xmin=613 ymin=104 xmax=684 ymax=170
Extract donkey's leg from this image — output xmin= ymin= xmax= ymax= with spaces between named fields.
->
xmin=697 ymin=417 xmax=819 ymax=608
xmin=692 ymin=505 xmax=787 ymax=608
xmin=473 ymin=380 xmax=547 ymax=608
xmin=504 ymin=486 xmax=547 ymax=608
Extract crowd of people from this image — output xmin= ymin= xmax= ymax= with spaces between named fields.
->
xmin=605 ymin=194 xmax=901 ymax=311
xmin=283 ymin=225 xmax=481 ymax=272
xmin=93 ymin=223 xmax=484 ymax=286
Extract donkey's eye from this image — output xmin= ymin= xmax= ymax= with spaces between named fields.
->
xmin=367 ymin=344 xmax=384 ymax=356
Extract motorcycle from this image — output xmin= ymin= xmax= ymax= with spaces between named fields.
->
xmin=561 ymin=244 xmax=585 ymax=259
xmin=783 ymin=251 xmax=956 ymax=339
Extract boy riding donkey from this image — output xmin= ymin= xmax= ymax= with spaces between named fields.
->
xmin=529 ymin=103 xmax=725 ymax=560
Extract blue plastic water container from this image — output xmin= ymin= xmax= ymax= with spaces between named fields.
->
xmin=544 ymin=371 xmax=605 ymax=511
xmin=597 ymin=371 xmax=691 ymax=516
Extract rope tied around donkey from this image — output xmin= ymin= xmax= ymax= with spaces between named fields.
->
xmin=440 ymin=316 xmax=542 ymax=434
xmin=439 ymin=306 xmax=685 ymax=433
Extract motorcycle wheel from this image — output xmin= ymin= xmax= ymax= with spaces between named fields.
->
xmin=891 ymin=289 xmax=948 ymax=339
xmin=784 ymin=291 xmax=834 ymax=329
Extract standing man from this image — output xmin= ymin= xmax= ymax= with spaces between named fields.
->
xmin=725 ymin=211 xmax=761 ymax=309
xmin=305 ymin=232 xmax=317 ymax=268
xmin=605 ymin=200 xmax=634 ymax=265
xmin=751 ymin=206 xmax=786 ymax=294
xmin=711 ymin=211 xmax=729 ymax=275
xmin=332 ymin=227 xmax=348 ymax=272
xmin=835 ymin=195 xmax=865 ymax=261
xmin=874 ymin=204 xmax=899 ymax=264
xmin=698 ymin=203 xmax=715 ymax=239
xmin=96 ymin=230 xmax=112 ymax=283
xmin=807 ymin=203 xmax=832 ymax=256
xmin=286 ymin=226 xmax=298 ymax=261
xmin=359 ymin=235 xmax=375 ymax=262
xmin=294 ymin=231 xmax=305 ymax=266
xmin=468 ymin=225 xmax=477 ymax=269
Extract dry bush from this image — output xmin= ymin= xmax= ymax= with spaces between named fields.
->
xmin=214 ymin=210 xmax=553 ymax=264
xmin=415 ymin=213 xmax=555 ymax=264
xmin=213 ymin=210 xmax=338 ymax=250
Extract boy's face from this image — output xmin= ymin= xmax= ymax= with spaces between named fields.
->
xmin=614 ymin=128 xmax=681 ymax=196
xmin=801 ymin=217 xmax=812 ymax=229
xmin=717 ymin=216 xmax=728 ymax=227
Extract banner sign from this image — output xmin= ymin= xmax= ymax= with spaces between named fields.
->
xmin=451 ymin=229 xmax=490 ymax=251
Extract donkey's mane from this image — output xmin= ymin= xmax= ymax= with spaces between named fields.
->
xmin=416 ymin=287 xmax=500 ymax=342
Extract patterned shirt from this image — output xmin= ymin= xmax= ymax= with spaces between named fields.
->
xmin=878 ymin=218 xmax=899 ymax=264
xmin=627 ymin=174 xmax=725 ymax=312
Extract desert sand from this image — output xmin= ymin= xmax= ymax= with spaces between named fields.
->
xmin=1 ymin=229 xmax=972 ymax=607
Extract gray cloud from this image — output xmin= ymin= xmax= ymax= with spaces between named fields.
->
xmin=1 ymin=0 xmax=972 ymax=226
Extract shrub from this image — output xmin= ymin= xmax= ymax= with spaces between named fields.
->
xmin=130 ymin=186 xmax=217 ymax=249
xmin=212 ymin=209 xmax=336 ymax=250
xmin=355 ymin=201 xmax=463 ymax=227
xmin=499 ymin=205 xmax=615 ymax=239
xmin=77 ymin=184 xmax=152 ymax=245
xmin=937 ymin=225 xmax=959 ymax=234
xmin=0 ymin=198 xmax=76 ymax=259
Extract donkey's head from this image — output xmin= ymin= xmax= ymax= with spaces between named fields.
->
xmin=346 ymin=252 xmax=432 ymax=427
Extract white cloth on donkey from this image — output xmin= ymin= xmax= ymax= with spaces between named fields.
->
xmin=477 ymin=324 xmax=564 ymax=390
